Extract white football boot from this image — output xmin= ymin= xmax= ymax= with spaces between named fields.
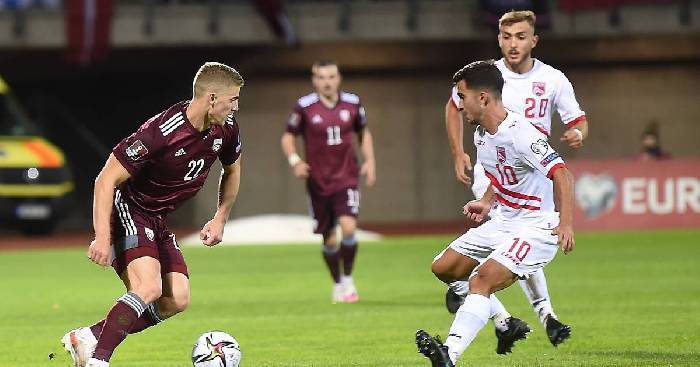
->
xmin=85 ymin=358 xmax=109 ymax=367
xmin=61 ymin=327 xmax=97 ymax=367
xmin=341 ymin=276 xmax=359 ymax=303
xmin=332 ymin=283 xmax=345 ymax=304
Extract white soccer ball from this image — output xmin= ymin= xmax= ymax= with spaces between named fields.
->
xmin=191 ymin=331 xmax=242 ymax=367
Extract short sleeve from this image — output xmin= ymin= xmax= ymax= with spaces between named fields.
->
xmin=112 ymin=115 xmax=167 ymax=176
xmin=286 ymin=104 xmax=305 ymax=135
xmin=555 ymin=73 xmax=586 ymax=128
xmin=354 ymin=104 xmax=367 ymax=132
xmin=219 ymin=117 xmax=242 ymax=166
xmin=513 ymin=124 xmax=566 ymax=179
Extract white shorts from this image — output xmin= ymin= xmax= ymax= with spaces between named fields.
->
xmin=449 ymin=215 xmax=560 ymax=278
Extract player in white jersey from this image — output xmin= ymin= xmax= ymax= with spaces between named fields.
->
xmin=417 ymin=60 xmax=575 ymax=367
xmin=442 ymin=10 xmax=586 ymax=347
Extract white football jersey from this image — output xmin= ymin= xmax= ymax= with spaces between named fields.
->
xmin=474 ymin=110 xmax=566 ymax=222
xmin=452 ymin=58 xmax=585 ymax=135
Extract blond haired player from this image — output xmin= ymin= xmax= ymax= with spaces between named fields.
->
xmin=62 ymin=62 xmax=244 ymax=367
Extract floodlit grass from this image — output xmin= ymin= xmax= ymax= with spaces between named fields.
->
xmin=1 ymin=230 xmax=698 ymax=366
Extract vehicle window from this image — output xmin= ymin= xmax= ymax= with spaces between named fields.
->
xmin=0 ymin=94 xmax=38 ymax=136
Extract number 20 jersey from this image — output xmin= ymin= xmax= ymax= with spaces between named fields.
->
xmin=474 ymin=110 xmax=566 ymax=223
xmin=453 ymin=58 xmax=586 ymax=136
xmin=112 ymin=101 xmax=242 ymax=216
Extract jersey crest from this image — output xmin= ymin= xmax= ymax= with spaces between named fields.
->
xmin=144 ymin=227 xmax=155 ymax=241
xmin=497 ymin=146 xmax=507 ymax=163
xmin=532 ymin=82 xmax=546 ymax=96
xmin=339 ymin=109 xmax=350 ymax=122
xmin=212 ymin=138 xmax=223 ymax=152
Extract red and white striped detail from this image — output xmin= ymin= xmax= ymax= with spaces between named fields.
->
xmin=565 ymin=115 xmax=587 ymax=129
xmin=485 ymin=171 xmax=542 ymax=210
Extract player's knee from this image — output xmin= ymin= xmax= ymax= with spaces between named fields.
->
xmin=171 ymin=293 xmax=190 ymax=314
xmin=431 ymin=259 xmax=454 ymax=283
xmin=133 ymin=283 xmax=163 ymax=304
xmin=468 ymin=271 xmax=493 ymax=295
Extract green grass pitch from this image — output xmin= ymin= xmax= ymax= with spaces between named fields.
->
xmin=1 ymin=230 xmax=698 ymax=366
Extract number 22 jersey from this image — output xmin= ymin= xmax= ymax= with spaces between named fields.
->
xmin=112 ymin=101 xmax=242 ymax=216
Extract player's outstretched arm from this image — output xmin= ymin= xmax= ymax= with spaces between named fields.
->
xmin=358 ymin=127 xmax=376 ymax=187
xmin=551 ymin=167 xmax=575 ymax=254
xmin=88 ymin=153 xmax=131 ymax=266
xmin=281 ymin=132 xmax=309 ymax=179
xmin=201 ymin=158 xmax=241 ymax=246
xmin=561 ymin=118 xmax=588 ymax=149
xmin=445 ymin=98 xmax=472 ymax=185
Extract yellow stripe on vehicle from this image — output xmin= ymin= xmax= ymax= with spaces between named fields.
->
xmin=0 ymin=182 xmax=74 ymax=197
xmin=0 ymin=76 xmax=9 ymax=94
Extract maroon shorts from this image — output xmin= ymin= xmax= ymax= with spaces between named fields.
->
xmin=110 ymin=191 xmax=188 ymax=277
xmin=308 ymin=185 xmax=360 ymax=235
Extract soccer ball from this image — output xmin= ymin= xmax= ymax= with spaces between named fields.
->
xmin=191 ymin=331 xmax=242 ymax=367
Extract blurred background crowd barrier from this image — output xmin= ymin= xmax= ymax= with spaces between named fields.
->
xmin=0 ymin=0 xmax=698 ymax=235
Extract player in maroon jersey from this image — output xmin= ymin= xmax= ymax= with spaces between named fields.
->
xmin=281 ymin=60 xmax=376 ymax=304
xmin=61 ymin=62 xmax=244 ymax=367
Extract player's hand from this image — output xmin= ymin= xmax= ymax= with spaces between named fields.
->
xmin=454 ymin=153 xmax=473 ymax=186
xmin=560 ymin=128 xmax=583 ymax=149
xmin=463 ymin=199 xmax=490 ymax=223
xmin=87 ymin=238 xmax=112 ymax=267
xmin=552 ymin=224 xmax=575 ymax=254
xmin=361 ymin=160 xmax=376 ymax=187
xmin=200 ymin=218 xmax=226 ymax=246
xmin=292 ymin=161 xmax=310 ymax=179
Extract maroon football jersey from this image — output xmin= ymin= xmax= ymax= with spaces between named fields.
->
xmin=113 ymin=101 xmax=242 ymax=216
xmin=286 ymin=91 xmax=367 ymax=195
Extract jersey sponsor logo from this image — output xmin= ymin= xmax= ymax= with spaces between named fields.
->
xmin=532 ymin=82 xmax=546 ymax=97
xmin=311 ymin=114 xmax=323 ymax=124
xmin=175 ymin=148 xmax=186 ymax=157
xmin=339 ymin=109 xmax=351 ymax=122
xmin=144 ymin=227 xmax=155 ymax=241
xmin=125 ymin=140 xmax=148 ymax=161
xmin=159 ymin=112 xmax=185 ymax=136
xmin=540 ymin=152 xmax=560 ymax=167
xmin=497 ymin=146 xmax=507 ymax=163
xmin=530 ymin=139 xmax=549 ymax=156
xmin=212 ymin=138 xmax=223 ymax=152
xmin=288 ymin=112 xmax=300 ymax=127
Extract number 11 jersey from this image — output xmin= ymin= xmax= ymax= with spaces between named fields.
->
xmin=286 ymin=91 xmax=367 ymax=196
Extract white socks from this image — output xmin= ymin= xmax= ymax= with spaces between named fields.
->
xmin=444 ymin=294 xmax=490 ymax=364
xmin=449 ymin=280 xmax=511 ymax=331
xmin=489 ymin=294 xmax=511 ymax=332
xmin=518 ymin=268 xmax=556 ymax=324
xmin=448 ymin=279 xmax=469 ymax=296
